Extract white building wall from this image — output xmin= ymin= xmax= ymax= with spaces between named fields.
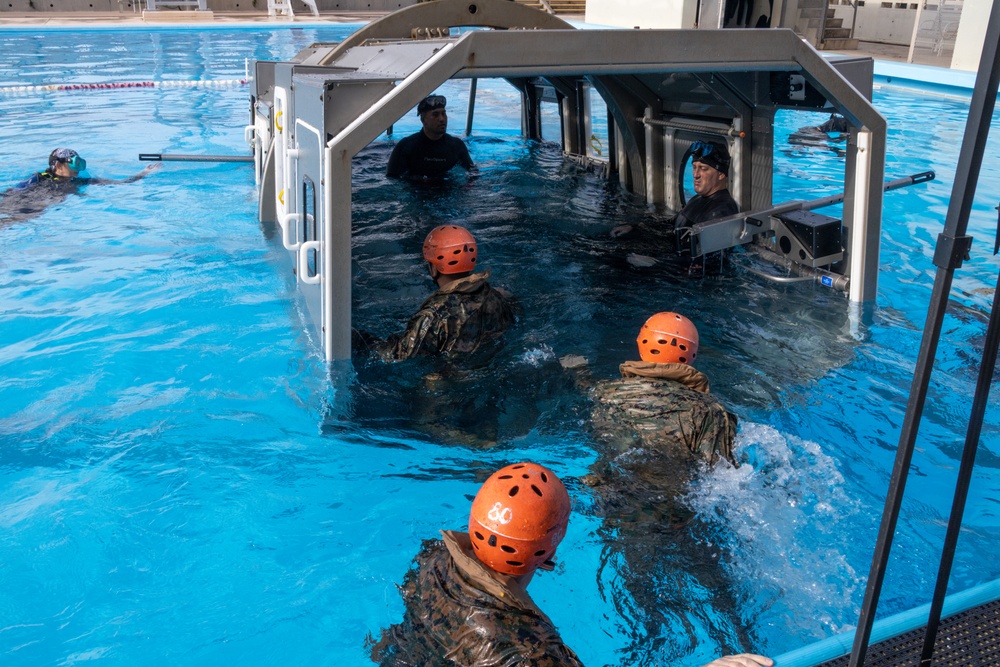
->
xmin=586 ymin=0 xmax=696 ymax=29
xmin=832 ymin=4 xmax=918 ymax=45
xmin=951 ymin=0 xmax=990 ymax=71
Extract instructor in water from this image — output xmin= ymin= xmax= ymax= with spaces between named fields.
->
xmin=385 ymin=94 xmax=476 ymax=183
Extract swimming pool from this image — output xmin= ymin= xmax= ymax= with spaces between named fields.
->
xmin=1 ymin=24 xmax=1000 ymax=666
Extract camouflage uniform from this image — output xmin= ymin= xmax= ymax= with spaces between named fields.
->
xmin=370 ymin=530 xmax=583 ymax=667
xmin=379 ymin=270 xmax=515 ymax=361
xmin=583 ymin=362 xmax=748 ymax=660
xmin=590 ymin=360 xmax=737 ymax=466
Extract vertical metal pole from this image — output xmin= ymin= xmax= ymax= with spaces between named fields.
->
xmin=908 ymin=0 xmax=927 ymax=64
xmin=919 ymin=271 xmax=1000 ymax=665
xmin=465 ymin=78 xmax=477 ymax=137
xmin=848 ymin=1 xmax=1000 ymax=664
xmin=818 ymin=0 xmax=829 ymax=49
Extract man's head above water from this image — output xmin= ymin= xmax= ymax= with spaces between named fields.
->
xmin=418 ymin=94 xmax=449 ymax=141
xmin=690 ymin=141 xmax=730 ymax=198
xmin=48 ymin=148 xmax=87 ymax=179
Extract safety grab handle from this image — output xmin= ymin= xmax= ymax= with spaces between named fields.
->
xmin=278 ymin=212 xmax=302 ymax=251
xmin=298 ymin=241 xmax=322 ymax=285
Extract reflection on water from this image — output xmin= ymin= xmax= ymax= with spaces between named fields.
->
xmin=3 ymin=25 xmax=1000 ymax=667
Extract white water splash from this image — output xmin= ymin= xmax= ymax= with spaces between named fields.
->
xmin=684 ymin=422 xmax=867 ymax=646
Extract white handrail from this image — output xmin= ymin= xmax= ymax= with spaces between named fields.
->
xmin=278 ymin=212 xmax=302 ymax=251
xmin=298 ymin=241 xmax=322 ymax=284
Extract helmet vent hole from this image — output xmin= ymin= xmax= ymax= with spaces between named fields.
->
xmin=540 ymin=472 xmax=548 ymax=483
xmin=670 ymin=338 xmax=678 ymax=347
xmin=499 ymin=475 xmax=513 ymax=480
xmin=678 ymin=356 xmax=687 ymax=363
xmin=509 ymin=485 xmax=519 ymax=497
xmin=512 ymin=464 xmax=525 ymax=469
xmin=506 ymin=560 xmax=523 ymax=567
xmin=657 ymin=338 xmax=667 ymax=345
xmin=488 ymin=535 xmax=497 ymax=547
xmin=650 ymin=349 xmax=660 ymax=355
xmin=501 ymin=545 xmax=517 ymax=553
xmin=473 ymin=531 xmax=485 ymax=541
xmin=534 ymin=549 xmax=546 ymax=556
xmin=530 ymin=484 xmax=542 ymax=496
xmin=679 ymin=343 xmax=687 ymax=351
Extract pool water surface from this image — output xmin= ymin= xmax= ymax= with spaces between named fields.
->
xmin=2 ymin=25 xmax=1000 ymax=667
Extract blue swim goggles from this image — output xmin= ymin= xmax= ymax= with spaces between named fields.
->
xmin=51 ymin=148 xmax=87 ymax=173
xmin=690 ymin=141 xmax=716 ymax=158
xmin=64 ymin=155 xmax=87 ymax=172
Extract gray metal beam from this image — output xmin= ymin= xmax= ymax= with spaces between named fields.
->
xmin=317 ymin=0 xmax=576 ymax=65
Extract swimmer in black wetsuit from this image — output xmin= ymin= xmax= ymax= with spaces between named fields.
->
xmin=1 ymin=148 xmax=160 ymax=226
xmin=610 ymin=141 xmax=739 ymax=272
xmin=788 ymin=113 xmax=849 ymax=156
xmin=673 ymin=141 xmax=739 ymax=230
xmin=385 ymin=95 xmax=475 ymax=183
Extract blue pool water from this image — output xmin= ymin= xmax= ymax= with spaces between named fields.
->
xmin=2 ymin=24 xmax=1000 ymax=667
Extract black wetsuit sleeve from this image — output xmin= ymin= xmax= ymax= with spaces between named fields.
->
xmin=456 ymin=139 xmax=474 ymax=171
xmin=386 ymin=138 xmax=411 ymax=178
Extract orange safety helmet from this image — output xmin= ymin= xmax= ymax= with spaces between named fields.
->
xmin=469 ymin=462 xmax=571 ymax=577
xmin=422 ymin=225 xmax=477 ymax=275
xmin=636 ymin=312 xmax=699 ymax=364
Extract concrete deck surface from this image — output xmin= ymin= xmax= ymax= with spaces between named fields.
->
xmin=0 ymin=11 xmax=951 ymax=70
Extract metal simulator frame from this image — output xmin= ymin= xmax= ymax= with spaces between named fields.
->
xmin=248 ymin=0 xmax=889 ymax=361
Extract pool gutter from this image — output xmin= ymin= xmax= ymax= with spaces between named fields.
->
xmin=773 ymin=578 xmax=1000 ymax=666
xmin=873 ymin=60 xmax=979 ymax=98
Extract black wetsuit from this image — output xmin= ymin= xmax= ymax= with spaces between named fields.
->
xmin=2 ymin=167 xmax=152 ymax=226
xmin=673 ymin=189 xmax=739 ymax=229
xmin=386 ymin=131 xmax=474 ymax=181
xmin=0 ymin=171 xmax=81 ymax=225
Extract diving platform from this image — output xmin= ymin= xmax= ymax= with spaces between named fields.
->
xmin=249 ymin=0 xmax=888 ymax=361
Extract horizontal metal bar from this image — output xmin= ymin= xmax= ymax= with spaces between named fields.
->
xmin=139 ymin=153 xmax=254 ymax=163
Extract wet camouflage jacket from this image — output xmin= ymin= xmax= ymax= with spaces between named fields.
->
xmin=380 ymin=271 xmax=515 ymax=361
xmin=370 ymin=530 xmax=583 ymax=667
xmin=590 ymin=360 xmax=738 ymax=467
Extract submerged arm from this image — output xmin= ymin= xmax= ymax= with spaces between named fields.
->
xmin=85 ymin=162 xmax=162 ymax=185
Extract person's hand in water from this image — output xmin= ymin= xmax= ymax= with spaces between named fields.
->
xmin=626 ymin=253 xmax=657 ymax=268
xmin=610 ymin=224 xmax=633 ymax=238
xmin=701 ymin=655 xmax=773 ymax=667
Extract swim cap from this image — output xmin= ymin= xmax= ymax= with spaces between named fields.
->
xmin=423 ymin=225 xmax=477 ymax=275
xmin=417 ymin=94 xmax=446 ymax=115
xmin=690 ymin=141 xmax=730 ymax=175
xmin=469 ymin=462 xmax=571 ymax=577
xmin=636 ymin=312 xmax=699 ymax=364
xmin=818 ymin=114 xmax=848 ymax=134
xmin=49 ymin=148 xmax=86 ymax=173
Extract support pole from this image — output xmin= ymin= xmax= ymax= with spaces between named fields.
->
xmin=466 ymin=78 xmax=477 ymax=137
xmin=848 ymin=0 xmax=1000 ymax=663
xmin=919 ymin=269 xmax=1000 ymax=665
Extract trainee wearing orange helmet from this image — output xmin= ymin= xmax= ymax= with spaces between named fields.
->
xmin=469 ymin=462 xmax=571 ymax=577
xmin=423 ymin=224 xmax=478 ymax=275
xmin=636 ymin=312 xmax=699 ymax=365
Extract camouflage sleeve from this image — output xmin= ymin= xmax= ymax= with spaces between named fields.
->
xmin=381 ymin=308 xmax=445 ymax=361
xmin=688 ymin=400 xmax=739 ymax=466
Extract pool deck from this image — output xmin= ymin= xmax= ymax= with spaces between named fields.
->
xmin=0 ymin=9 xmax=394 ymax=26
xmin=1 ymin=11 xmax=966 ymax=94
